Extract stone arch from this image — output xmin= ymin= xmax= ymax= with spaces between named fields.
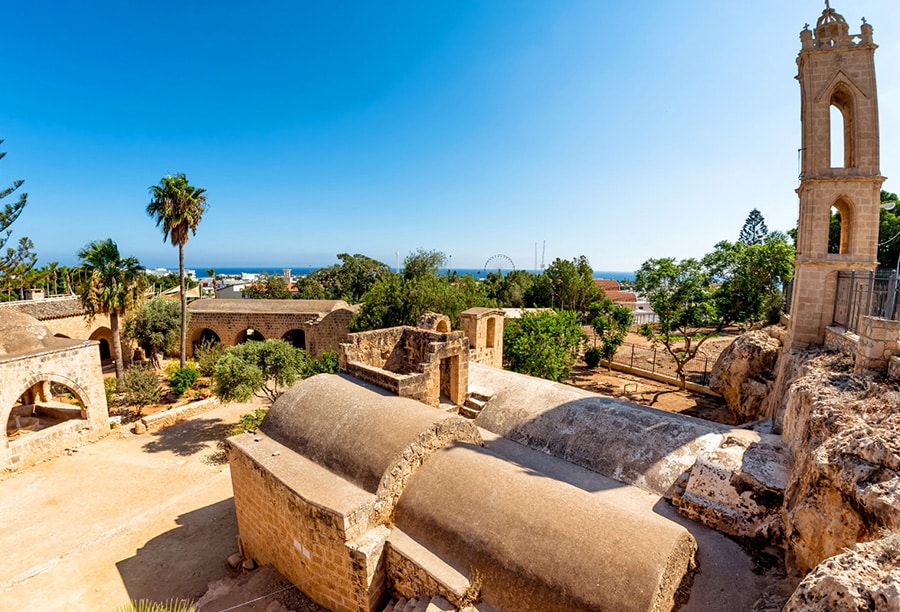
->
xmin=236 ymin=328 xmax=265 ymax=344
xmin=89 ymin=327 xmax=113 ymax=361
xmin=282 ymin=329 xmax=306 ymax=350
xmin=190 ymin=327 xmax=221 ymax=351
xmin=829 ymin=196 xmax=855 ymax=255
xmin=3 ymin=373 xmax=91 ymax=444
xmin=829 ymin=84 xmax=855 ymax=168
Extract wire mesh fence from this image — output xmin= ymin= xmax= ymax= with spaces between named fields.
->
xmin=607 ymin=341 xmax=712 ymax=386
xmin=832 ymin=270 xmax=900 ymax=333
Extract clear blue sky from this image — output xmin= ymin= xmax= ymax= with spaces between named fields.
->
xmin=4 ymin=1 xmax=900 ymax=272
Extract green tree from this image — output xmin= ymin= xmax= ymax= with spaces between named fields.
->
xmin=0 ymin=139 xmax=37 ymax=300
xmin=78 ymin=239 xmax=148 ymax=379
xmin=212 ymin=339 xmax=336 ymax=403
xmin=147 ymin=173 xmax=208 ymax=368
xmin=877 ymin=190 xmax=900 ymax=269
xmin=403 ymin=248 xmax=447 ymax=280
xmin=542 ymin=256 xmax=603 ymax=312
xmin=241 ymin=273 xmax=293 ymax=299
xmin=588 ymin=298 xmax=633 ymax=369
xmin=126 ymin=297 xmax=183 ymax=367
xmin=503 ymin=310 xmax=585 ymax=382
xmin=484 ymin=270 xmax=537 ymax=308
xmin=703 ymin=232 xmax=794 ymax=326
xmin=634 ymin=257 xmax=718 ymax=390
xmin=351 ymin=249 xmax=495 ymax=331
xmin=302 ymin=253 xmax=391 ymax=302
xmin=205 ymin=268 xmax=217 ymax=295
xmin=738 ymin=209 xmax=769 ymax=245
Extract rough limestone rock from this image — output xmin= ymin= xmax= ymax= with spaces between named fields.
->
xmin=783 ymin=532 xmax=900 ymax=612
xmin=709 ymin=326 xmax=785 ymax=423
xmin=780 ymin=352 xmax=900 ymax=572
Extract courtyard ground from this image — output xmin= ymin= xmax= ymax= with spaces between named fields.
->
xmin=0 ymin=397 xmax=321 ymax=611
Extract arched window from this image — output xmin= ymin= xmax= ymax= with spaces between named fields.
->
xmin=828 ymin=199 xmax=853 ymax=255
xmin=830 ymin=87 xmax=854 ymax=169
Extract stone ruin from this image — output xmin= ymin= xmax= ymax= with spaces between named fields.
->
xmin=0 ymin=310 xmax=109 ymax=471
xmin=223 ymin=4 xmax=900 ymax=610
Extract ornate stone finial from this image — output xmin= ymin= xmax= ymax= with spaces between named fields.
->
xmin=825 ymin=0 xmax=830 ymax=9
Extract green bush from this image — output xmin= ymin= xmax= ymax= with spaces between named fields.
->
xmin=583 ymin=347 xmax=602 ymax=368
xmin=195 ymin=339 xmax=225 ymax=377
xmin=169 ymin=367 xmax=200 ymax=398
xmin=230 ymin=408 xmax=269 ymax=436
xmin=115 ymin=599 xmax=195 ymax=612
xmin=104 ymin=377 xmax=121 ymax=407
xmin=123 ymin=367 xmax=162 ymax=411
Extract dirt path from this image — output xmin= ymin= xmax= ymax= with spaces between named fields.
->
xmin=0 ymin=397 xmax=292 ymax=611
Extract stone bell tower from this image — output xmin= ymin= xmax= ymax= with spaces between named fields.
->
xmin=789 ymin=2 xmax=884 ymax=346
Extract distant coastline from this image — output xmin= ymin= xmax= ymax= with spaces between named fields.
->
xmin=192 ymin=266 xmax=637 ymax=282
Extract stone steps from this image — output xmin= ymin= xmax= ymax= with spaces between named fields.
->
xmin=459 ymin=392 xmax=491 ymax=419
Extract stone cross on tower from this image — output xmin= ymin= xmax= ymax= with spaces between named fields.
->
xmin=789 ymin=3 xmax=884 ymax=346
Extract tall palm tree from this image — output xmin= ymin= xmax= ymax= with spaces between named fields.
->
xmin=77 ymin=239 xmax=147 ymax=379
xmin=147 ymin=173 xmax=208 ymax=368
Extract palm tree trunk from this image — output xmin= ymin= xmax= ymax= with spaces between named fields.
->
xmin=179 ymin=243 xmax=187 ymax=368
xmin=111 ymin=311 xmax=125 ymax=380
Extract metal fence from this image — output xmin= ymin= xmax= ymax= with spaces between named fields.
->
xmin=832 ymin=270 xmax=900 ymax=333
xmin=607 ymin=341 xmax=712 ymax=386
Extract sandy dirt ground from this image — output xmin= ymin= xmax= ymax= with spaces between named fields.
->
xmin=0 ymin=397 xmax=321 ymax=612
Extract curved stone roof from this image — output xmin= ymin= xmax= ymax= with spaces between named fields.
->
xmin=0 ymin=310 xmax=80 ymax=358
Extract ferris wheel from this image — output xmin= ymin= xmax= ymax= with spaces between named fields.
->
xmin=483 ymin=254 xmax=516 ymax=273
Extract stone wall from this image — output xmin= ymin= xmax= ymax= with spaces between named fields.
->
xmin=227 ymin=441 xmax=387 ymax=612
xmin=340 ymin=326 xmax=470 ymax=408
xmin=0 ymin=343 xmax=109 ymax=471
xmin=459 ymin=308 xmax=504 ymax=368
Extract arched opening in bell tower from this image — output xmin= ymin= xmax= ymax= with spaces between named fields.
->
xmin=828 ymin=198 xmax=853 ymax=255
xmin=829 ymin=87 xmax=854 ymax=169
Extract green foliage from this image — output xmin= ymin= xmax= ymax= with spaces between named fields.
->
xmin=212 ymin=339 xmax=313 ymax=402
xmin=351 ymin=257 xmax=495 ymax=331
xmin=583 ymin=346 xmax=602 ymax=368
xmin=403 ymin=248 xmax=446 ymax=280
xmin=540 ymin=256 xmax=603 ymax=311
xmin=126 ymin=297 xmax=182 ymax=364
xmin=738 ymin=208 xmax=769 ymax=245
xmin=634 ymin=257 xmax=718 ymax=389
xmin=298 ymin=253 xmax=391 ymax=302
xmin=115 ymin=599 xmax=195 ymax=612
xmin=503 ymin=310 xmax=585 ymax=382
xmin=483 ymin=270 xmax=537 ymax=308
xmin=241 ymin=273 xmax=294 ymax=299
xmin=104 ymin=377 xmax=121 ymax=407
xmin=308 ymin=350 xmax=339 ymax=375
xmin=195 ymin=339 xmax=225 ymax=377
xmin=230 ymin=407 xmax=269 ymax=436
xmin=169 ymin=367 xmax=200 ymax=398
xmin=78 ymin=238 xmax=148 ymax=379
xmin=123 ymin=367 xmax=162 ymax=411
xmin=147 ymin=172 xmax=208 ymax=369
xmin=702 ymin=232 xmax=794 ymax=326
xmin=878 ymin=190 xmax=900 ymax=269
xmin=588 ymin=297 xmax=633 ymax=368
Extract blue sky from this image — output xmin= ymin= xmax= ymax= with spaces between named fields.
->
xmin=4 ymin=1 xmax=900 ymax=272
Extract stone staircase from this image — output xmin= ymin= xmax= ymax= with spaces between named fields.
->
xmin=458 ymin=392 xmax=491 ymax=419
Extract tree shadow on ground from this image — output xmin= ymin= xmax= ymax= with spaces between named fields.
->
xmin=141 ymin=417 xmax=233 ymax=458
xmin=116 ymin=498 xmax=239 ymax=603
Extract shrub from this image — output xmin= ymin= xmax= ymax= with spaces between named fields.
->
xmin=230 ymin=408 xmax=269 ymax=436
xmin=104 ymin=377 xmax=121 ymax=408
xmin=583 ymin=347 xmax=602 ymax=368
xmin=115 ymin=599 xmax=195 ymax=612
xmin=123 ymin=367 xmax=163 ymax=412
xmin=308 ymin=350 xmax=339 ymax=376
xmin=195 ymin=339 xmax=225 ymax=377
xmin=169 ymin=367 xmax=200 ymax=398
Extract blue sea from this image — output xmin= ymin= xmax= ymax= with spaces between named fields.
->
xmin=196 ymin=266 xmax=635 ymax=282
